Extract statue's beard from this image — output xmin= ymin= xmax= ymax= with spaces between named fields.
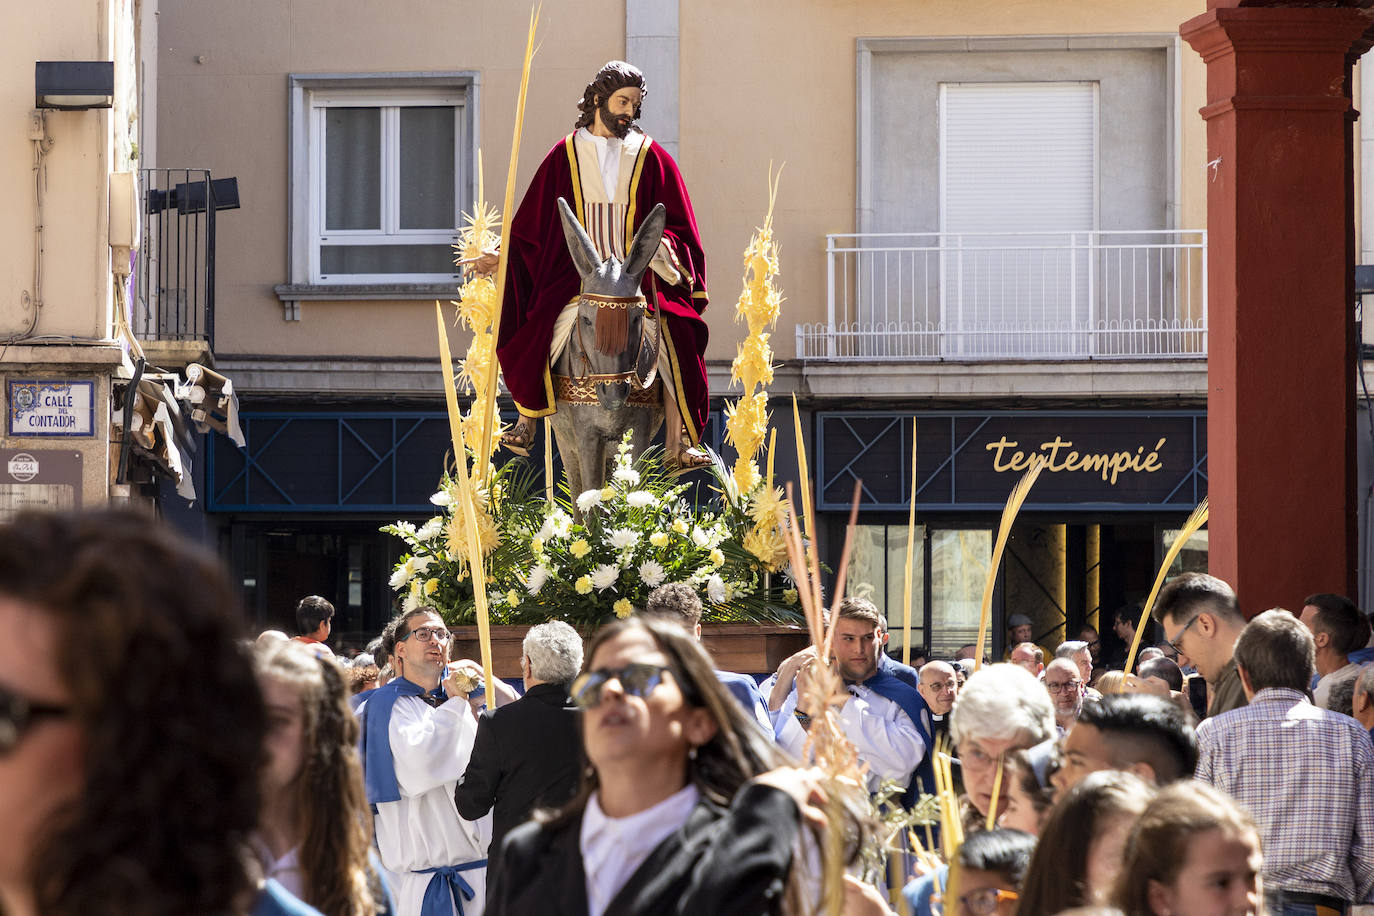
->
xmin=599 ymin=98 xmax=636 ymax=139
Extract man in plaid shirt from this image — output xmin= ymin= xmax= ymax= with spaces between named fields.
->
xmin=1196 ymin=609 xmax=1374 ymax=916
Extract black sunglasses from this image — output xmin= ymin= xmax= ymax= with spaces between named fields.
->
xmin=0 ymin=685 xmax=72 ymax=753
xmin=571 ymin=663 xmax=674 ymax=709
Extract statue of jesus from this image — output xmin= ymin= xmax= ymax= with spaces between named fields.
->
xmin=494 ymin=60 xmax=712 ymax=471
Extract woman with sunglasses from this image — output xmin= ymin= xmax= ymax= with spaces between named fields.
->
xmin=0 ymin=510 xmax=310 ymax=916
xmin=357 ymin=606 xmax=506 ymax=915
xmin=486 ymin=615 xmax=872 ymax=916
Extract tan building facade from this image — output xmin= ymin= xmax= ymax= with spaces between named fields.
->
xmin=155 ymin=1 xmax=1219 ymax=653
xmin=0 ymin=0 xmax=145 ymax=516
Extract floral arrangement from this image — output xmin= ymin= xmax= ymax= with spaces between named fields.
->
xmin=382 ymin=434 xmax=802 ymax=627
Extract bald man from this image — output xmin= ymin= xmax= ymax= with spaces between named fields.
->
xmin=916 ymin=661 xmax=958 ymax=739
xmin=1044 ymin=658 xmax=1084 ymax=733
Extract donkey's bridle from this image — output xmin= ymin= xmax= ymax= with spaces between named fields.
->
xmin=567 ymin=289 xmax=661 ymax=392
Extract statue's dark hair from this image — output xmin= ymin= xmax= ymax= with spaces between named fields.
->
xmin=0 ymin=510 xmax=265 ymax=915
xmin=574 ymin=60 xmax=646 ymax=130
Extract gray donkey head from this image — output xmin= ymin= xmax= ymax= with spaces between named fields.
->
xmin=556 ymin=197 xmax=666 ymax=410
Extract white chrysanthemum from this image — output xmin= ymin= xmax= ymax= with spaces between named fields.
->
xmin=536 ymin=517 xmax=555 ymax=541
xmin=576 ymin=489 xmax=604 ymax=512
xmin=402 ymin=578 xmax=425 ymax=611
xmin=625 ymin=490 xmax=656 ymax=509
xmin=429 ymin=489 xmax=452 ymax=507
xmin=591 ymin=564 xmax=620 ymax=591
xmin=412 ymin=555 xmax=433 ymax=574
xmin=613 ymin=466 xmax=641 ymax=486
xmin=526 ymin=564 xmax=549 ymax=596
xmin=638 ymin=560 xmax=666 ymax=588
xmin=416 ymin=517 xmax=444 ymax=541
xmin=691 ymin=527 xmax=711 ymax=549
xmin=389 ymin=557 xmax=416 ymax=590
xmin=608 ymin=528 xmax=639 ymax=550
xmin=706 ymin=574 xmax=727 ymax=604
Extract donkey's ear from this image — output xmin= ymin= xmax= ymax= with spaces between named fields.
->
xmin=624 ymin=203 xmax=667 ymax=280
xmin=557 ymin=197 xmax=601 ymax=279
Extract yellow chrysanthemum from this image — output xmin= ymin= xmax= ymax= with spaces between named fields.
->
xmin=575 ymin=575 xmax=593 ymax=595
xmin=732 ymin=458 xmax=761 ymax=497
xmin=444 ymin=501 xmax=500 ymax=561
xmin=506 ymin=589 xmax=520 ymax=606
xmin=649 ymin=531 xmax=669 ymax=548
xmin=782 ymin=587 xmax=799 ymax=605
xmin=613 ymin=598 xmax=634 ymax=619
xmin=424 ymin=578 xmax=440 ymax=597
xmin=671 ymin=518 xmax=690 ymax=535
xmin=570 ymin=539 xmax=591 ymax=559
xmin=743 ymin=525 xmax=789 ymax=573
xmin=749 ymin=485 xmax=788 ymax=531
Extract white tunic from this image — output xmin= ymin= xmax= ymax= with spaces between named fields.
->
xmin=770 ymin=685 xmax=926 ymax=792
xmin=374 ymin=694 xmax=492 ymax=916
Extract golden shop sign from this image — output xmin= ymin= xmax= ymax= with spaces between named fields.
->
xmin=814 ymin=411 xmax=1206 ymax=511
xmin=985 ymin=436 xmax=1167 ymax=485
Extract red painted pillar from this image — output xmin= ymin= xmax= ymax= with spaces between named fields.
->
xmin=1182 ymin=7 xmax=1370 ymax=613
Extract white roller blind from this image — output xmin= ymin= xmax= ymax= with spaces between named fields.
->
xmin=940 ymin=81 xmax=1097 ymax=233
xmin=939 ymin=81 xmax=1098 ymax=356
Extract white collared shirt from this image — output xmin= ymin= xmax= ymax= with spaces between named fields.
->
xmin=576 ymin=127 xmax=623 ymax=202
xmin=579 ymin=783 xmax=700 ymax=916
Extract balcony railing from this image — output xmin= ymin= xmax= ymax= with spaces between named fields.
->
xmin=133 ymin=168 xmax=218 ymax=346
xmin=797 ymin=230 xmax=1207 ymax=361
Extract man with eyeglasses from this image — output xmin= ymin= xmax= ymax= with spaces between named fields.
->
xmin=1152 ymin=572 xmax=1248 ymax=718
xmin=358 ymin=607 xmax=494 ymax=915
xmin=1043 ymin=658 xmax=1085 ymax=733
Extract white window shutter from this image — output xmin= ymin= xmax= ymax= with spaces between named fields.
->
xmin=939 ymin=82 xmax=1098 ymax=356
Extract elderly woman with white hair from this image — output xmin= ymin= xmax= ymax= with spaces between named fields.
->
xmin=454 ymin=621 xmax=586 ymax=887
xmin=904 ymin=663 xmax=1057 ymax=916
xmin=950 ymin=662 xmax=1057 ymax=822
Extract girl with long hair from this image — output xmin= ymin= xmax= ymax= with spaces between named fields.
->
xmin=0 ymin=510 xmax=275 ymax=916
xmin=253 ymin=639 xmax=390 ymax=915
xmin=1016 ymin=770 xmax=1155 ymax=916
xmin=1112 ymin=781 xmax=1262 ymax=916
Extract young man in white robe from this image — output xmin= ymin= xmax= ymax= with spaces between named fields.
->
xmin=358 ymin=608 xmax=502 ymax=916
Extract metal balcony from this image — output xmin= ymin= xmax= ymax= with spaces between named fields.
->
xmin=133 ymin=168 xmax=224 ymax=347
xmin=797 ymin=230 xmax=1208 ymax=361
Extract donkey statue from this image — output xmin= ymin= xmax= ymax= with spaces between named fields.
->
xmin=550 ymin=196 xmax=667 ymax=504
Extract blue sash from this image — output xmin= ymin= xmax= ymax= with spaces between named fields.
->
xmin=417 ymin=859 xmax=486 ymax=916
xmin=862 ymin=669 xmax=935 ymax=808
xmin=357 ymin=677 xmax=447 ymax=807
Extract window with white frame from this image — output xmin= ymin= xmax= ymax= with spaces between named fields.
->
xmin=311 ymin=89 xmax=461 ymax=282
xmin=288 ymin=75 xmax=474 ymax=288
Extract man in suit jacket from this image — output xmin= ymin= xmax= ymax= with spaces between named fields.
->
xmin=454 ymin=621 xmax=584 ymax=887
xmin=643 ymin=583 xmax=773 ymax=730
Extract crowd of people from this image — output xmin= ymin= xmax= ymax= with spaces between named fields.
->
xmin=1 ymin=509 xmax=1372 ymax=916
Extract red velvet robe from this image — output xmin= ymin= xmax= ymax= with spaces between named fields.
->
xmin=496 ymin=133 xmax=710 ymax=443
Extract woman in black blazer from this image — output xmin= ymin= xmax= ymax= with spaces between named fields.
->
xmin=485 ymin=615 xmax=816 ymax=916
